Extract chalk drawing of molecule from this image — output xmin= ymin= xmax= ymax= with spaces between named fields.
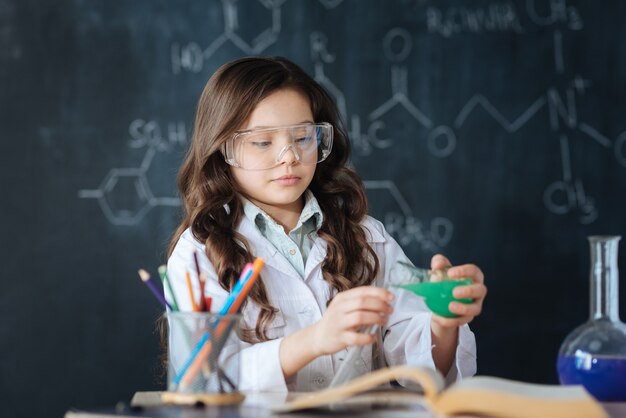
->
xmin=364 ymin=181 xmax=454 ymax=251
xmin=311 ymin=1 xmax=624 ymax=225
xmin=171 ymin=0 xmax=286 ymax=74
xmin=81 ymin=0 xmax=625 ymax=233
xmin=78 ymin=120 xmax=187 ymax=225
xmin=171 ymin=0 xmax=347 ymax=74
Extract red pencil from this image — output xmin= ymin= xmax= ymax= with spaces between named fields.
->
xmin=192 ymin=250 xmax=206 ymax=311
xmin=199 ymin=272 xmax=212 ymax=312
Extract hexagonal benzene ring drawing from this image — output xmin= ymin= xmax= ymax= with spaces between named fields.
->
xmin=363 ymin=180 xmax=453 ymax=251
xmin=78 ymin=148 xmax=181 ymax=226
xmin=212 ymin=0 xmax=284 ymax=56
xmin=171 ymin=0 xmax=285 ymax=73
xmin=78 ymin=168 xmax=153 ymax=226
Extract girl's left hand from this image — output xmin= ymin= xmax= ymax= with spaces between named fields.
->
xmin=430 ymin=254 xmax=487 ymax=329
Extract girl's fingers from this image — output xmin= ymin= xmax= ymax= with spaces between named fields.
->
xmin=342 ymin=331 xmax=377 ymax=347
xmin=448 ymin=300 xmax=482 ymax=317
xmin=453 ymin=283 xmax=488 ymax=300
xmin=447 ymin=264 xmax=485 ymax=283
xmin=341 ymin=311 xmax=389 ymax=329
xmin=335 ymin=286 xmax=395 ymax=303
xmin=331 ymin=287 xmax=395 ymax=316
xmin=431 ymin=294 xmax=486 ymax=328
xmin=426 ymin=260 xmax=486 ymax=329
xmin=341 ymin=295 xmax=394 ymax=315
xmin=431 ymin=254 xmax=451 ymax=271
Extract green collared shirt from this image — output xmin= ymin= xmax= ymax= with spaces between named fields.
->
xmin=242 ymin=190 xmax=324 ymax=278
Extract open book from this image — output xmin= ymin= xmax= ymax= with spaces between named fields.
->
xmin=273 ymin=365 xmax=607 ymax=418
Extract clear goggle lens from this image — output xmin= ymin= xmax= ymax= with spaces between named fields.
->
xmin=223 ymin=122 xmax=333 ymax=170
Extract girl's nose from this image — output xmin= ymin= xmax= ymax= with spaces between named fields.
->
xmin=276 ymin=144 xmax=301 ymax=165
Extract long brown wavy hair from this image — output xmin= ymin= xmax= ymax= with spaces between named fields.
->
xmin=168 ymin=56 xmax=379 ymax=342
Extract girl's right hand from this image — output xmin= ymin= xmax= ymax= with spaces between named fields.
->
xmin=311 ymin=286 xmax=395 ymax=356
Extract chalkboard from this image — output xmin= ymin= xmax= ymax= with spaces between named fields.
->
xmin=2 ymin=1 xmax=626 ymax=417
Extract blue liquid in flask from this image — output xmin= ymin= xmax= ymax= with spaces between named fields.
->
xmin=557 ymin=236 xmax=626 ymax=402
xmin=557 ymin=354 xmax=626 ymax=401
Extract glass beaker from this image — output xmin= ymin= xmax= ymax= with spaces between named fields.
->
xmin=392 ymin=261 xmax=473 ymax=318
xmin=165 ymin=312 xmax=244 ymax=405
xmin=556 ymin=236 xmax=626 ymax=401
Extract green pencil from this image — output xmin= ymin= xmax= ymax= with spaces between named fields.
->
xmin=158 ymin=265 xmax=179 ymax=311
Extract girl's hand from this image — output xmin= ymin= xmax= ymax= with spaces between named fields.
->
xmin=311 ymin=286 xmax=395 ymax=356
xmin=430 ymin=254 xmax=487 ymax=329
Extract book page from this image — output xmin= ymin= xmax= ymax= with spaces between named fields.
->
xmin=434 ymin=377 xmax=608 ymax=418
xmin=273 ymin=366 xmax=445 ymax=413
xmin=448 ymin=376 xmax=591 ymax=399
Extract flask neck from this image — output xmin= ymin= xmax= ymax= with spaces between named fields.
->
xmin=589 ymin=236 xmax=621 ymax=321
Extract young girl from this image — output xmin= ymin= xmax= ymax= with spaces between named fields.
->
xmin=166 ymin=56 xmax=487 ymax=392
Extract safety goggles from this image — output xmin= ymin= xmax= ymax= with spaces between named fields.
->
xmin=223 ymin=122 xmax=333 ymax=171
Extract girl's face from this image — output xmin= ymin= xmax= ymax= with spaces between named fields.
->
xmin=229 ymin=88 xmax=317 ymax=217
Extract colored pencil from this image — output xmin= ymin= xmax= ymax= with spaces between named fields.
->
xmin=192 ymin=250 xmax=206 ymax=311
xmin=180 ymin=258 xmax=264 ymax=388
xmin=185 ymin=270 xmax=201 ymax=312
xmin=158 ymin=265 xmax=179 ymax=311
xmin=172 ymin=263 xmax=254 ymax=387
xmin=138 ymin=269 xmax=173 ymax=311
xmin=199 ymin=272 xmax=212 ymax=312
xmin=220 ymin=263 xmax=253 ymax=312
xmin=175 ymin=258 xmax=264 ymax=388
xmin=204 ymin=295 xmax=213 ymax=312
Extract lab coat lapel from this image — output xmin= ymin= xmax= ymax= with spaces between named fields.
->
xmin=303 ymin=217 xmax=388 ymax=282
xmin=304 ymin=238 xmax=327 ymax=281
xmin=238 ymin=216 xmax=302 ymax=280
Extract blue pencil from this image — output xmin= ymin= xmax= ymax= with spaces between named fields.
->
xmin=220 ymin=263 xmax=253 ymax=313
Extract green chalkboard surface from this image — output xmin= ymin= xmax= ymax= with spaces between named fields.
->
xmin=2 ymin=1 xmax=626 ymax=417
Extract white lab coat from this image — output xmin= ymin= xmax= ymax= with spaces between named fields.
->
xmin=167 ymin=215 xmax=476 ymax=392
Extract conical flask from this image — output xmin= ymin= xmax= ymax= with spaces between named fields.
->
xmin=556 ymin=236 xmax=626 ymax=401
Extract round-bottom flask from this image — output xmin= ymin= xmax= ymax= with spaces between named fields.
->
xmin=556 ymin=236 xmax=626 ymax=401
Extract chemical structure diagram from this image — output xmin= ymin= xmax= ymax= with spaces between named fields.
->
xmin=79 ymin=0 xmax=626 ymax=252
xmin=78 ymin=121 xmax=186 ymax=226
xmin=312 ymin=0 xmax=626 ymax=228
xmin=171 ymin=0 xmax=343 ymax=74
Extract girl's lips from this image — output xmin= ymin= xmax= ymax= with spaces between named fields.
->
xmin=273 ymin=175 xmax=300 ymax=186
